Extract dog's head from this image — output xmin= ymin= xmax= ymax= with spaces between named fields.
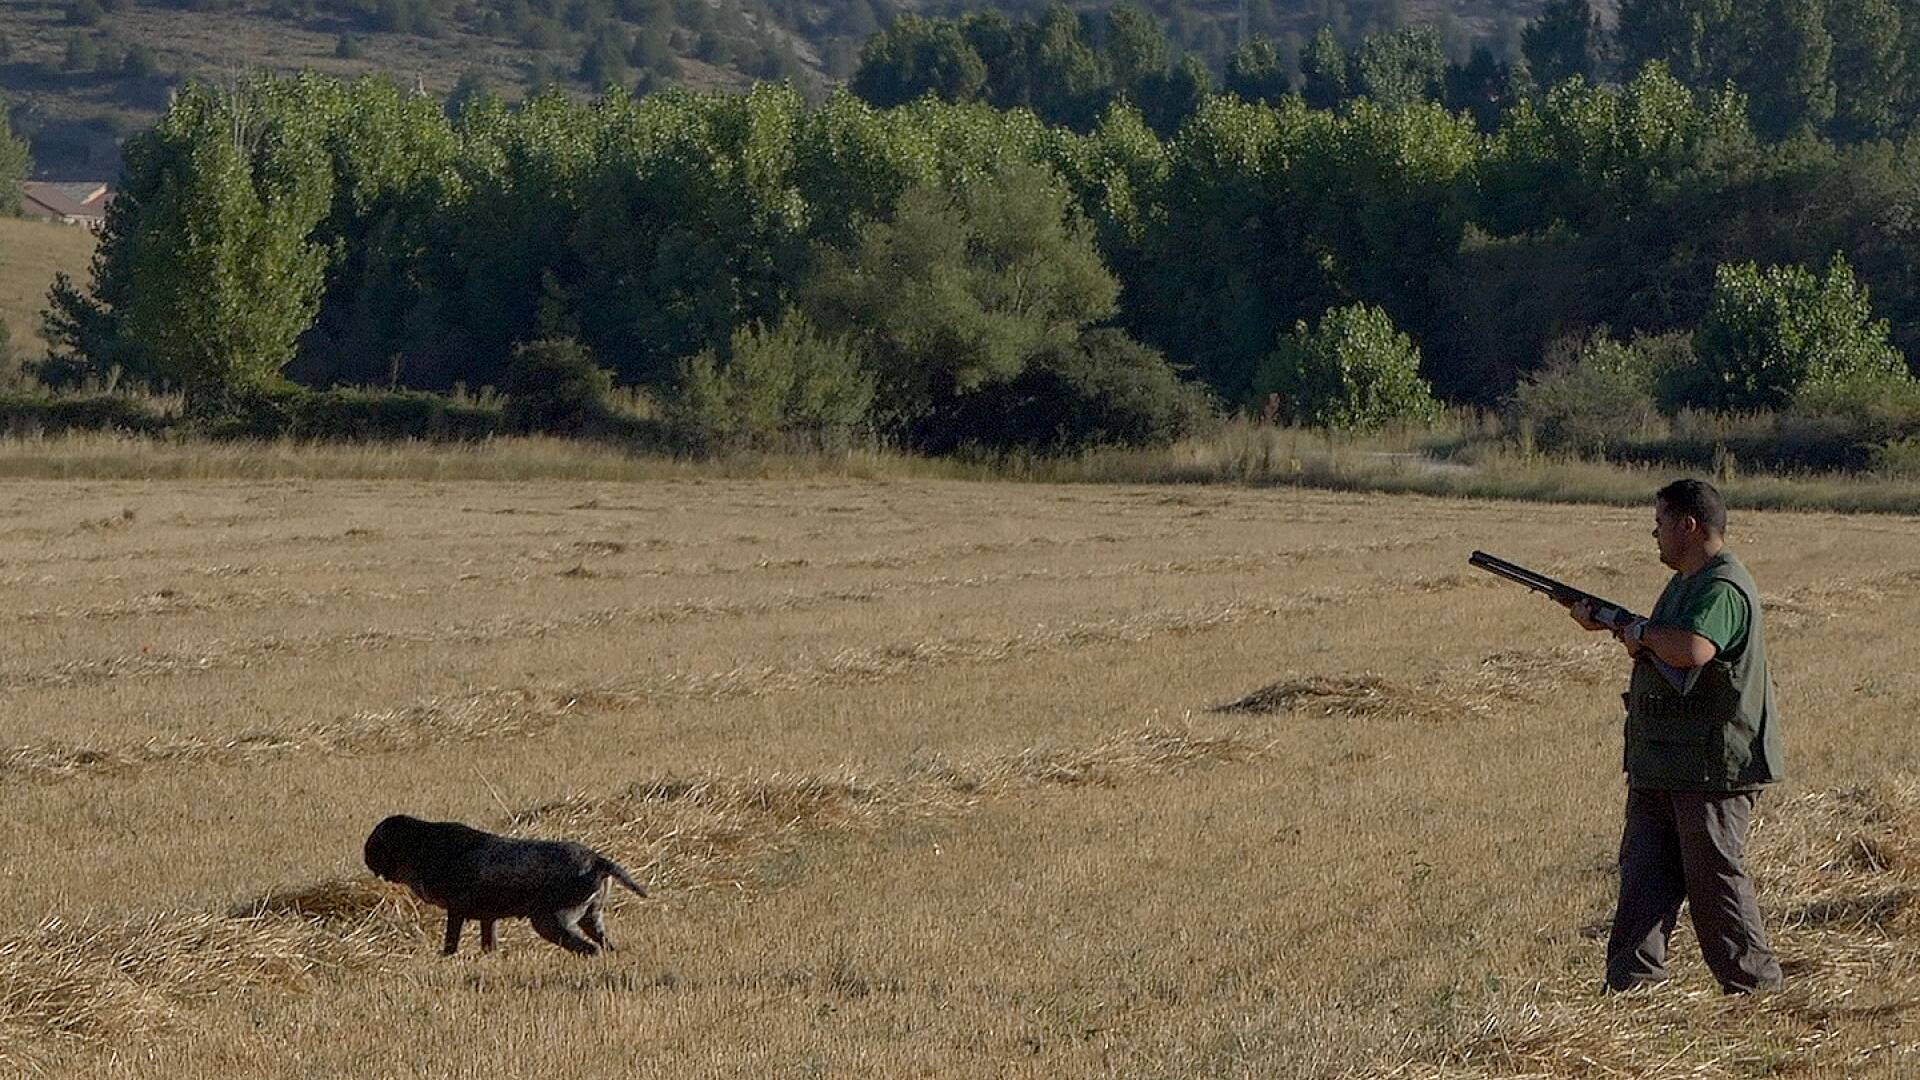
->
xmin=363 ymin=814 xmax=427 ymax=884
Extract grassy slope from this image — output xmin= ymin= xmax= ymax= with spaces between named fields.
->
xmin=0 ymin=215 xmax=95 ymax=362
xmin=0 ymin=0 xmax=746 ymax=177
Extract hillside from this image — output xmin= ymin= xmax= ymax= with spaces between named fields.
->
xmin=0 ymin=214 xmax=93 ymax=371
xmin=0 ymin=0 xmax=1564 ymax=178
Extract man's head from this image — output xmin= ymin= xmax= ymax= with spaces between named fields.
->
xmin=1652 ymin=478 xmax=1727 ymax=571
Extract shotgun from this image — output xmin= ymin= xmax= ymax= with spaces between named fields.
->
xmin=1468 ymin=550 xmax=1700 ymax=694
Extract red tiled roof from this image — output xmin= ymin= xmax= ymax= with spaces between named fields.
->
xmin=21 ymin=181 xmax=111 ymax=220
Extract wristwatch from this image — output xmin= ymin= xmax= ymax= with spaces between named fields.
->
xmin=1624 ymin=619 xmax=1648 ymax=645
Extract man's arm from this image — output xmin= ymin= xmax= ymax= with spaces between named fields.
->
xmin=1567 ymin=601 xmax=1717 ymax=668
xmin=1624 ymin=621 xmax=1718 ymax=669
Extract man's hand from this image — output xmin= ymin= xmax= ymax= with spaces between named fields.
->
xmin=1563 ymin=597 xmax=1610 ymax=632
xmin=1620 ymin=618 xmax=1651 ymax=660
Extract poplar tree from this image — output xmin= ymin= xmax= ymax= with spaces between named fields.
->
xmin=116 ymin=79 xmax=334 ymax=411
xmin=0 ymin=99 xmax=25 ymax=215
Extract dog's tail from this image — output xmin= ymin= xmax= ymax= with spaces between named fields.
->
xmin=597 ymin=856 xmax=649 ymax=898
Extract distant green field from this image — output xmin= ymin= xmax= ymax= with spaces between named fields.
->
xmin=0 ymin=216 xmax=95 ymax=364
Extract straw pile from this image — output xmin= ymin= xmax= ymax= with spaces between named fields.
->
xmin=1211 ymin=675 xmax=1424 ymax=719
xmin=1211 ymin=644 xmax=1615 ymax=723
xmin=0 ymin=910 xmax=400 ymax=1075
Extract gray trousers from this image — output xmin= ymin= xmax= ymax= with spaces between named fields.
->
xmin=1606 ymin=787 xmax=1784 ymax=994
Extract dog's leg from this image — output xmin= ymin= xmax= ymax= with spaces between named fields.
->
xmin=530 ymin=906 xmax=599 ymax=955
xmin=442 ymin=914 xmax=465 ymax=956
xmin=580 ymin=896 xmax=612 ymax=951
xmin=480 ymin=920 xmax=497 ymax=952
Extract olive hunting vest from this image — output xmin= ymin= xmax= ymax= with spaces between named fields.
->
xmin=1623 ymin=550 xmax=1784 ymax=791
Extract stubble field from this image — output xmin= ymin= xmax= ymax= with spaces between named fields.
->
xmin=2 ymin=476 xmax=1917 ymax=1078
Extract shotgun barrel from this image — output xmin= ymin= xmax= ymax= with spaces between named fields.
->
xmin=1467 ymin=550 xmax=1639 ymax=629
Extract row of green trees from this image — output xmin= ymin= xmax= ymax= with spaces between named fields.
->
xmin=1615 ymin=0 xmax=1920 ymax=143
xmin=41 ymin=68 xmax=1920 ymax=450
xmin=850 ymin=6 xmax=1214 ymax=134
xmin=857 ymin=0 xmax=1920 ymax=147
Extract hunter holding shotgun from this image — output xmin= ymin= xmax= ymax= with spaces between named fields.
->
xmin=1565 ymin=478 xmax=1786 ymax=995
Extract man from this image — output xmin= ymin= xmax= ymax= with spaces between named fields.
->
xmin=1566 ymin=478 xmax=1785 ymax=994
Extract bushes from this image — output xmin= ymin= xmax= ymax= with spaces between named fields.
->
xmin=197 ymin=384 xmax=508 ymax=440
xmin=669 ymin=312 xmax=872 ymax=452
xmin=499 ymin=338 xmax=616 ymax=435
xmin=1256 ymin=304 xmax=1439 ymax=432
xmin=0 ymin=386 xmax=502 ymax=441
xmin=919 ymin=329 xmax=1213 ymax=452
xmin=1687 ymin=255 xmax=1911 ymax=412
xmin=1510 ymin=332 xmax=1685 ymax=454
xmin=284 ymin=387 xmax=501 ymax=440
xmin=0 ymin=392 xmax=170 ymax=436
xmin=1512 ymin=359 xmax=1661 ymax=456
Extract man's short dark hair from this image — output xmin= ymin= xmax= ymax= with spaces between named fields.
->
xmin=1657 ymin=478 xmax=1727 ymax=535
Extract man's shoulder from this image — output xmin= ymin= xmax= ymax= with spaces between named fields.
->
xmin=1662 ymin=569 xmax=1749 ymax=645
xmin=1706 ymin=548 xmax=1758 ymax=581
xmin=1704 ymin=553 xmax=1762 ymax=602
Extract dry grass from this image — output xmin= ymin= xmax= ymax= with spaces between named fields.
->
xmin=0 ymin=726 xmax=1260 ymax=1071
xmin=1371 ymin=780 xmax=1920 ymax=1079
xmin=8 ymin=428 xmax=1920 ymax=514
xmin=0 ymin=688 xmax=569 ymax=784
xmin=3 ymin=476 xmax=1919 ymax=1078
xmin=0 ymin=911 xmax=401 ymax=1075
xmin=0 ymin=217 xmax=95 ymax=367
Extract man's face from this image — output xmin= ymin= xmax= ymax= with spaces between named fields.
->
xmin=1652 ymin=500 xmax=1692 ymax=570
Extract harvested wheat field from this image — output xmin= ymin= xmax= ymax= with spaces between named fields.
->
xmin=1 ymin=475 xmax=1918 ymax=1078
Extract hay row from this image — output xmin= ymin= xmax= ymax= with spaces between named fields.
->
xmin=0 ymin=911 xmax=403 ymax=1076
xmin=6 ymin=583 xmax=430 ymax=625
xmin=0 ymin=690 xmax=569 ymax=784
xmin=1357 ymin=779 xmax=1920 ymax=1079
xmin=0 ymin=726 xmax=1265 ymax=1072
xmin=608 ymin=588 xmax=1415 ymax=703
xmin=1210 ymin=643 xmax=1619 ymax=723
xmin=0 ymin=618 xmax=1597 ymax=789
xmin=3 ymin=590 xmax=1326 ymax=783
xmin=0 ymin=561 xmax=1478 ymax=693
xmin=0 ymin=531 xmax=1425 ymax=636
xmin=3 ymin=590 xmax=883 ymax=691
xmin=0 ymin=521 xmax=579 ymax=571
xmin=274 ymin=724 xmax=1267 ymax=917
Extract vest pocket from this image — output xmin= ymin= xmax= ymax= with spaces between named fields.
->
xmin=1626 ymin=663 xmax=1718 ymax=784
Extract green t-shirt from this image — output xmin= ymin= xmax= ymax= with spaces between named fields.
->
xmin=1651 ymin=572 xmax=1749 ymax=658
